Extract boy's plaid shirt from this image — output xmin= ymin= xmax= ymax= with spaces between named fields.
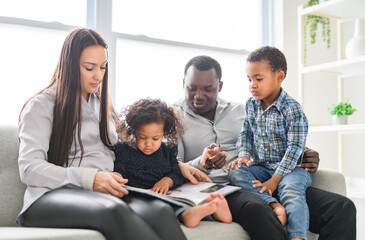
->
xmin=236 ymin=89 xmax=308 ymax=177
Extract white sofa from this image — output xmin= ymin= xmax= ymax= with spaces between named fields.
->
xmin=0 ymin=125 xmax=347 ymax=240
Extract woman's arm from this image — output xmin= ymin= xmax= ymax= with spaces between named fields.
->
xmin=178 ymin=161 xmax=212 ymax=184
xmin=18 ymin=92 xmax=103 ymax=191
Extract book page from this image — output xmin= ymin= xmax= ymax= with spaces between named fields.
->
xmin=167 ymin=182 xmax=241 ymax=206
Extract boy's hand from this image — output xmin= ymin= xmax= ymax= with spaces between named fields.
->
xmin=298 ymin=147 xmax=320 ymax=173
xmin=227 ymin=156 xmax=252 ymax=170
xmin=252 ymin=174 xmax=282 ymax=196
xmin=150 ymin=177 xmax=173 ymax=195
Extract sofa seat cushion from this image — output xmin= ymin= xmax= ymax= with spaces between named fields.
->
xmin=181 ymin=221 xmax=249 ymax=240
xmin=0 ymin=227 xmax=105 ymax=240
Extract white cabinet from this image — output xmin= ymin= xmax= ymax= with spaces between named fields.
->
xmin=297 ymin=0 xmax=365 ymax=173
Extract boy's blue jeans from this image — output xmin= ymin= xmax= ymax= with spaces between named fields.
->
xmin=228 ymin=164 xmax=312 ymax=240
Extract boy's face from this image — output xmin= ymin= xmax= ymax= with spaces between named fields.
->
xmin=136 ymin=122 xmax=164 ymax=155
xmin=246 ymin=59 xmax=284 ymax=109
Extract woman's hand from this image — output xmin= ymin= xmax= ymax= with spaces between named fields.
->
xmin=178 ymin=162 xmax=212 ymax=184
xmin=93 ymin=171 xmax=129 ymax=197
xmin=298 ymin=147 xmax=320 ymax=173
xmin=150 ymin=177 xmax=173 ymax=195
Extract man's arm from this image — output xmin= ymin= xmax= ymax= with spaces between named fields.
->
xmin=298 ymin=147 xmax=320 ymax=173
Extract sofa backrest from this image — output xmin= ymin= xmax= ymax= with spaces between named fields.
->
xmin=0 ymin=125 xmax=26 ymax=226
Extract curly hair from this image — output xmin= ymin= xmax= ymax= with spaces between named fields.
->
xmin=247 ymin=46 xmax=287 ymax=77
xmin=116 ymin=98 xmax=184 ymax=147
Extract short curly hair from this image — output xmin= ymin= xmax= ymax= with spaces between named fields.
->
xmin=184 ymin=55 xmax=222 ymax=81
xmin=116 ymin=98 xmax=184 ymax=147
xmin=247 ymin=46 xmax=287 ymax=77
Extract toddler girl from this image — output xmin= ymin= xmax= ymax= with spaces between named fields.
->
xmin=114 ymin=98 xmax=232 ymax=228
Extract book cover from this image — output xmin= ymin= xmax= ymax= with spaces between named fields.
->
xmin=122 ymin=182 xmax=241 ymax=208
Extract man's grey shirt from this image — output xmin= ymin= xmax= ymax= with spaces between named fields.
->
xmin=175 ymin=97 xmax=245 ymax=184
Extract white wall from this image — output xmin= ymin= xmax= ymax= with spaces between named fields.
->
xmin=279 ymin=0 xmax=365 ymax=178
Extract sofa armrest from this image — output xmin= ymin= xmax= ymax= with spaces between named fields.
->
xmin=310 ymin=169 xmax=346 ymax=196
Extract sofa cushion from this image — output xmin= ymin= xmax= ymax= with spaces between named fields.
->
xmin=0 ymin=125 xmax=26 ymax=227
xmin=0 ymin=227 xmax=105 ymax=240
xmin=181 ymin=221 xmax=249 ymax=240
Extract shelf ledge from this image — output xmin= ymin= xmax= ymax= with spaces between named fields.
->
xmin=309 ymin=124 xmax=365 ymax=133
xmin=301 ymin=0 xmax=365 ymax=21
xmin=301 ymin=56 xmax=365 ymax=78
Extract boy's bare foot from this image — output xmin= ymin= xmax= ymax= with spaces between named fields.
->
xmin=269 ymin=202 xmax=287 ymax=226
xmin=207 ymin=193 xmax=232 ymax=223
xmin=180 ymin=199 xmax=219 ymax=228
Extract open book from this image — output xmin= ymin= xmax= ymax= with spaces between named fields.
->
xmin=122 ymin=182 xmax=241 ymax=208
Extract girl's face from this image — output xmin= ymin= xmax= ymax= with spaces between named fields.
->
xmin=79 ymin=45 xmax=108 ymax=101
xmin=136 ymin=122 xmax=164 ymax=155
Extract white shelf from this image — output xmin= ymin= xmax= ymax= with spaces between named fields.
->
xmin=302 ymin=56 xmax=365 ymax=77
xmin=309 ymin=124 xmax=365 ymax=133
xmin=301 ymin=0 xmax=365 ymax=21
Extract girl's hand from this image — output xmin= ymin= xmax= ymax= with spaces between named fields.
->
xmin=93 ymin=171 xmax=129 ymax=197
xmin=150 ymin=177 xmax=173 ymax=195
xmin=227 ymin=156 xmax=252 ymax=170
xmin=178 ymin=162 xmax=212 ymax=184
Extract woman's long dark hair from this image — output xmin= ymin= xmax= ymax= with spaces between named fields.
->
xmin=20 ymin=28 xmax=116 ymax=167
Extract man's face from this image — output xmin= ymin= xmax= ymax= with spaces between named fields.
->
xmin=184 ymin=66 xmax=222 ymax=117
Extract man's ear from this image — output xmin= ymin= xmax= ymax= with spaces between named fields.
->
xmin=218 ymin=81 xmax=223 ymax=92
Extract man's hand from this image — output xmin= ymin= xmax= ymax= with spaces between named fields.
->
xmin=298 ymin=147 xmax=320 ymax=173
xmin=252 ymin=174 xmax=283 ymax=196
xmin=200 ymin=144 xmax=227 ymax=169
xmin=227 ymin=156 xmax=252 ymax=170
xmin=178 ymin=162 xmax=212 ymax=184
xmin=203 ymin=152 xmax=228 ymax=169
xmin=150 ymin=177 xmax=173 ymax=195
xmin=93 ymin=171 xmax=129 ymax=197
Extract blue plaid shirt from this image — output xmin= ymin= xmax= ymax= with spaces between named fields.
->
xmin=236 ymin=89 xmax=308 ymax=177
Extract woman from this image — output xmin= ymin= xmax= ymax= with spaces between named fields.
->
xmin=17 ymin=28 xmax=187 ymax=240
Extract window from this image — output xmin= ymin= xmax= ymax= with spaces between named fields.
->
xmin=0 ymin=0 xmax=87 ymax=26
xmin=0 ymin=0 xmax=265 ymax=125
xmin=112 ymin=0 xmax=261 ymax=50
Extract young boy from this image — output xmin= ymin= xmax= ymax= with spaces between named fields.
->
xmin=227 ymin=46 xmax=311 ymax=240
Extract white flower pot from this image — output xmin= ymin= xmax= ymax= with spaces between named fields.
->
xmin=345 ymin=18 xmax=365 ymax=59
xmin=332 ymin=115 xmax=348 ymax=125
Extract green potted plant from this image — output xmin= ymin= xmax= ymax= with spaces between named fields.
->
xmin=328 ymin=101 xmax=357 ymax=125
xmin=303 ymin=0 xmax=331 ymax=64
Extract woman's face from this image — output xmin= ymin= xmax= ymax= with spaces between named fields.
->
xmin=79 ymin=45 xmax=107 ymax=101
xmin=136 ymin=122 xmax=164 ymax=155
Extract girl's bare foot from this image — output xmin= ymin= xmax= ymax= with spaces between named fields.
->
xmin=180 ymin=199 xmax=219 ymax=228
xmin=208 ymin=193 xmax=232 ymax=223
xmin=269 ymin=202 xmax=287 ymax=226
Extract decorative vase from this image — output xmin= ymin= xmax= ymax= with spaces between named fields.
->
xmin=345 ymin=18 xmax=365 ymax=58
xmin=332 ymin=115 xmax=348 ymax=125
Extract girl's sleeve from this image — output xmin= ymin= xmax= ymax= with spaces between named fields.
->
xmin=166 ymin=145 xmax=184 ymax=188
xmin=18 ymin=95 xmax=98 ymax=191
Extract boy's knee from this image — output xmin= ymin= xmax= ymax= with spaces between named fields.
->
xmin=228 ymin=166 xmax=249 ymax=184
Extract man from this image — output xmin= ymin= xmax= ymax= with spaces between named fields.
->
xmin=176 ymin=55 xmax=356 ymax=240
